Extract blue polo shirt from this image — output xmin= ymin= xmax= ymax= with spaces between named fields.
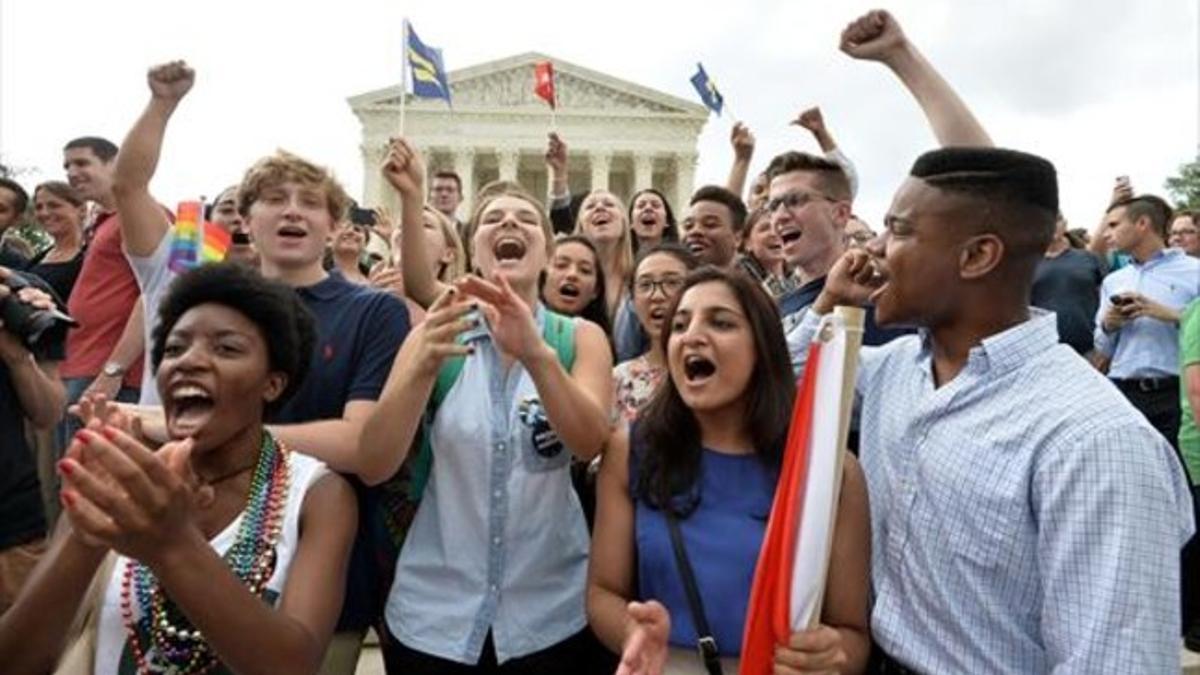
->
xmin=270 ymin=269 xmax=410 ymax=632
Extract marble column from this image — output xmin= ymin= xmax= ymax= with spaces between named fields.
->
xmin=453 ymin=147 xmax=477 ymax=214
xmin=498 ymin=148 xmax=519 ymax=182
xmin=633 ymin=153 xmax=654 ymax=193
xmin=360 ymin=141 xmax=388 ymax=208
xmin=674 ymin=152 xmax=698 ymax=214
xmin=590 ymin=151 xmax=612 ymax=192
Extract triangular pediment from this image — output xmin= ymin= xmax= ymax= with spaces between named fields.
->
xmin=348 ymin=52 xmax=707 ymax=117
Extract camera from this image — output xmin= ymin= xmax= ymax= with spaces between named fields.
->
xmin=0 ymin=271 xmax=77 ymax=349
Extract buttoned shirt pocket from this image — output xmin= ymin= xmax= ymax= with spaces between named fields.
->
xmin=517 ymin=395 xmax=570 ymax=472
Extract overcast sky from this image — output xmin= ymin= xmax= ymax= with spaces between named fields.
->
xmin=1 ymin=0 xmax=1196 ymax=230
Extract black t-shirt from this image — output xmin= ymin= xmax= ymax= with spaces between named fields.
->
xmin=0 ymin=271 xmax=65 ymax=549
xmin=0 ymin=244 xmax=27 ymax=270
xmin=27 ymin=247 xmax=85 ymax=305
xmin=1031 ymin=249 xmax=1104 ymax=355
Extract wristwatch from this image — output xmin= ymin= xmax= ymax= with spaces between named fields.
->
xmin=101 ymin=361 xmax=125 ymax=378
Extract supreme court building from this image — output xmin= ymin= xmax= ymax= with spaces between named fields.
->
xmin=348 ymin=52 xmax=709 ymax=218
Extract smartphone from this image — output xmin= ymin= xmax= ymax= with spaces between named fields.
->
xmin=349 ymin=206 xmax=377 ymax=226
xmin=1110 ymin=294 xmax=1131 ymax=306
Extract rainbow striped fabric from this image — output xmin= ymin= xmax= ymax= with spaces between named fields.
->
xmin=168 ymin=201 xmax=231 ymax=273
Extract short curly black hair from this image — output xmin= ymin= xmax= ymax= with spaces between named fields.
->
xmin=151 ymin=263 xmax=316 ymax=416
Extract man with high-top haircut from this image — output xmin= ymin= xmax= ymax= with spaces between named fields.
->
xmin=785 ymin=10 xmax=1192 ymax=674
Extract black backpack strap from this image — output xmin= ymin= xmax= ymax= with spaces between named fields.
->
xmin=664 ymin=510 xmax=723 ymax=675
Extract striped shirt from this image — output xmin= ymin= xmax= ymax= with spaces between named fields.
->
xmin=788 ymin=308 xmax=1194 ymax=673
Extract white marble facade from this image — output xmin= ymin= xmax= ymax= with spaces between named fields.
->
xmin=347 ymin=52 xmax=709 ymax=219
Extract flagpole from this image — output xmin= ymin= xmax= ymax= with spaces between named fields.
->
xmin=399 ymin=19 xmax=409 ymax=137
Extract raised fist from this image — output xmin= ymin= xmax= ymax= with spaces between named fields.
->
xmin=545 ymin=132 xmax=568 ymax=176
xmin=840 ymin=10 xmax=909 ymax=63
xmin=793 ymin=107 xmax=825 ymax=133
xmin=381 ymin=137 xmax=426 ymax=198
xmin=730 ymin=122 xmax=755 ymax=161
xmin=147 ymin=60 xmax=195 ymax=103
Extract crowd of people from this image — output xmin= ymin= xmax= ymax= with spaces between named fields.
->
xmin=0 ymin=9 xmax=1195 ymax=675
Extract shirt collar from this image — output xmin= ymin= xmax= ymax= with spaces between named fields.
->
xmin=914 ymin=308 xmax=1059 ymax=378
xmin=1133 ymin=247 xmax=1181 ymax=268
xmin=296 ymin=270 xmax=346 ymax=301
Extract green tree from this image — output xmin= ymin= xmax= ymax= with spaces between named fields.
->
xmin=1165 ymin=156 xmax=1200 ymax=211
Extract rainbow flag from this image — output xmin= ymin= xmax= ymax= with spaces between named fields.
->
xmin=168 ymin=201 xmax=230 ymax=273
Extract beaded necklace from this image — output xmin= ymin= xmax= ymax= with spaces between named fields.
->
xmin=119 ymin=431 xmax=291 ymax=674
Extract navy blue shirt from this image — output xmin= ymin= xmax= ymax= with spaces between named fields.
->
xmin=270 ymin=270 xmax=410 ymax=632
xmin=1031 ymin=249 xmax=1104 ymax=355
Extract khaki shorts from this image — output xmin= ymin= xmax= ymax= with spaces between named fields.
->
xmin=0 ymin=538 xmax=48 ymax=612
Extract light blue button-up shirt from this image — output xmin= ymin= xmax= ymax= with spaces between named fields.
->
xmin=789 ymin=309 xmax=1194 ymax=674
xmin=1094 ymin=247 xmax=1200 ymax=379
xmin=386 ymin=308 xmax=588 ymax=664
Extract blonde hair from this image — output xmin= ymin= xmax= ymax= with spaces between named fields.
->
xmin=237 ymin=150 xmax=351 ymax=222
xmin=423 ymin=205 xmax=467 ymax=281
xmin=461 ymin=183 xmax=555 ymax=268
xmin=574 ymin=189 xmax=634 ymax=288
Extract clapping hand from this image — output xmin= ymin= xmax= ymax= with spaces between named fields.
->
xmin=458 ymin=273 xmax=544 ymax=364
xmin=58 ymin=426 xmax=212 ymax=564
xmin=616 ymin=601 xmax=670 ymax=675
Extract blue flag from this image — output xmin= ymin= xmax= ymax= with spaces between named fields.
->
xmin=690 ymin=63 xmax=723 ymax=116
xmin=406 ymin=21 xmax=451 ymax=103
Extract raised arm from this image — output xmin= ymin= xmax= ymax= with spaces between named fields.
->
xmin=355 ymin=288 xmax=473 ymax=485
xmin=793 ymin=106 xmax=860 ymax=197
xmin=545 ymin=132 xmax=575 ymax=235
xmin=841 ymin=10 xmax=992 ymax=147
xmin=726 ymin=122 xmax=756 ymax=198
xmin=1088 ymin=177 xmax=1133 ymax=261
xmin=113 ymin=61 xmax=194 ymax=258
xmin=383 ymin=137 xmax=446 ymax=309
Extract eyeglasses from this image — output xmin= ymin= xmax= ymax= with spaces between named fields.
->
xmin=765 ymin=190 xmax=833 ymax=214
xmin=634 ymin=277 xmax=686 ymax=297
xmin=1172 ymin=229 xmax=1199 ymax=237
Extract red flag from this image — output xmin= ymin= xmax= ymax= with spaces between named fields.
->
xmin=534 ymin=61 xmax=556 ymax=109
xmin=739 ymin=342 xmax=823 ymax=674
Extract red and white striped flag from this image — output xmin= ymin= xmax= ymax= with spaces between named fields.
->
xmin=739 ymin=307 xmax=864 ymax=675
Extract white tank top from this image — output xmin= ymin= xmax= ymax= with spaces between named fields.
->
xmin=92 ymin=450 xmax=328 ymax=674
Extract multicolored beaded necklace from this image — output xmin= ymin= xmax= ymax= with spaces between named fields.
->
xmin=119 ymin=431 xmax=291 ymax=674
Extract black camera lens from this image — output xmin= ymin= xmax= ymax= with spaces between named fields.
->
xmin=0 ymin=271 xmax=78 ymax=349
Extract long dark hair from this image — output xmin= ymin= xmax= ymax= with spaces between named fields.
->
xmin=634 ymin=266 xmax=794 ymax=515
xmin=541 ymin=234 xmax=611 ymax=335
xmin=629 ymin=188 xmax=679 ymax=255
